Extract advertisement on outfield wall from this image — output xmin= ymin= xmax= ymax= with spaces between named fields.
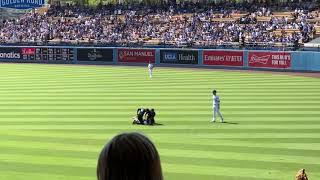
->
xmin=248 ymin=51 xmax=291 ymax=69
xmin=35 ymin=48 xmax=74 ymax=61
xmin=118 ymin=49 xmax=155 ymax=63
xmin=77 ymin=48 xmax=113 ymax=61
xmin=160 ymin=50 xmax=198 ymax=64
xmin=0 ymin=47 xmax=74 ymax=61
xmin=203 ymin=50 xmax=244 ymax=66
xmin=0 ymin=47 xmax=23 ymax=60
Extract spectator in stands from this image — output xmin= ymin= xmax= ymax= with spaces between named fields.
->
xmin=296 ymin=169 xmax=308 ymax=180
xmin=97 ymin=132 xmax=163 ymax=180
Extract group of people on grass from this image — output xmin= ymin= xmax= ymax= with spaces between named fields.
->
xmin=132 ymin=108 xmax=156 ymax=125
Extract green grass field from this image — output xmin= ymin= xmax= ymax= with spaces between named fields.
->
xmin=0 ymin=63 xmax=319 ymax=180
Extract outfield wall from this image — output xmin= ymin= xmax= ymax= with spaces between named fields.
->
xmin=0 ymin=46 xmax=319 ymax=72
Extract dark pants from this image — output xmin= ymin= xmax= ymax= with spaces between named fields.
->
xmin=147 ymin=118 xmax=155 ymax=125
xmin=137 ymin=115 xmax=144 ymax=124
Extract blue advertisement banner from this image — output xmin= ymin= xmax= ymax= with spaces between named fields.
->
xmin=160 ymin=49 xmax=198 ymax=64
xmin=0 ymin=0 xmax=44 ymax=9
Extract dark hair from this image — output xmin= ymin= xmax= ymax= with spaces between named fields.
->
xmin=97 ymin=132 xmax=163 ymax=180
xmin=213 ymin=90 xmax=217 ymax=94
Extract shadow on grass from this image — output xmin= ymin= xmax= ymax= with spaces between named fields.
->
xmin=132 ymin=122 xmax=164 ymax=126
xmin=212 ymin=121 xmax=238 ymax=124
xmin=222 ymin=121 xmax=238 ymax=124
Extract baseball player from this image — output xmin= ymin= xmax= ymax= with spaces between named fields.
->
xmin=148 ymin=62 xmax=154 ymax=78
xmin=212 ymin=90 xmax=224 ymax=123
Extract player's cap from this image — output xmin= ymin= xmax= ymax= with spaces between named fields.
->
xmin=213 ymin=90 xmax=217 ymax=94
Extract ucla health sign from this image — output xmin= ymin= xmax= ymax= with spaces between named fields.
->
xmin=0 ymin=0 xmax=44 ymax=9
xmin=160 ymin=49 xmax=198 ymax=64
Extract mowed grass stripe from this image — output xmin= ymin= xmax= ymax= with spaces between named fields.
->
xmin=0 ymin=103 xmax=318 ymax=107
xmin=1 ymin=91 xmax=320 ymax=95
xmin=0 ymin=161 xmax=289 ymax=180
xmin=0 ymin=64 xmax=319 ymax=180
xmin=0 ymin=161 xmax=94 ymax=178
xmin=2 ymin=137 xmax=320 ymax=158
xmin=0 ymin=151 xmax=319 ymax=179
xmin=2 ymin=124 xmax=320 ymax=130
xmin=3 ymin=129 xmax=320 ymax=142
xmin=3 ymin=84 xmax=315 ymax=88
xmin=35 ymin=132 xmax=320 ymax=145
xmin=2 ymin=134 xmax=320 ymax=154
xmin=0 ymin=96 xmax=319 ymax=101
xmin=0 ymin=116 xmax=319 ymax=121
xmin=0 ymin=111 xmax=319 ymax=116
xmin=0 ymin=171 xmax=92 ymax=180
xmin=0 ymin=83 xmax=317 ymax=88
xmin=0 ymin=102 xmax=319 ymax=106
xmin=0 ymin=106 xmax=316 ymax=111
xmin=0 ymin=114 xmax=318 ymax=119
xmin=2 ymin=133 xmax=320 ymax=147
xmin=1 ymin=138 xmax=318 ymax=161
xmin=2 ymin=120 xmax=320 ymax=125
xmin=2 ymin=144 xmax=320 ymax=167
xmin=1 ymin=147 xmax=318 ymax=180
xmin=0 ymin=80 xmax=315 ymax=87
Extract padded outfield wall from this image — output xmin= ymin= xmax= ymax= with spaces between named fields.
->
xmin=0 ymin=46 xmax=319 ymax=72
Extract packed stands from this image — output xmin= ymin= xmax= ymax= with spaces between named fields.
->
xmin=0 ymin=1 xmax=319 ymax=48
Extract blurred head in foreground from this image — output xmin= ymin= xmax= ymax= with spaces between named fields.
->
xmin=296 ymin=169 xmax=308 ymax=180
xmin=97 ymin=132 xmax=163 ymax=180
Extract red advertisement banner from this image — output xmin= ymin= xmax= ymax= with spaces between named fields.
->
xmin=248 ymin=52 xmax=291 ymax=69
xmin=203 ymin=51 xmax=244 ymax=66
xmin=118 ymin=49 xmax=155 ymax=63
xmin=21 ymin=48 xmax=36 ymax=55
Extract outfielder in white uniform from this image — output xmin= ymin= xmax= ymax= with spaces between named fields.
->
xmin=212 ymin=90 xmax=224 ymax=123
xmin=148 ymin=62 xmax=154 ymax=78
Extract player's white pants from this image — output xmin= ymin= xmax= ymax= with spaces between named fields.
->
xmin=149 ymin=69 xmax=153 ymax=78
xmin=213 ymin=106 xmax=224 ymax=122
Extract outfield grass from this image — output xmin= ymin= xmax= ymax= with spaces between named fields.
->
xmin=0 ymin=63 xmax=319 ymax=180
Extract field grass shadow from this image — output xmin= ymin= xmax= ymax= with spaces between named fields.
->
xmin=132 ymin=122 xmax=164 ymax=126
xmin=223 ymin=121 xmax=238 ymax=125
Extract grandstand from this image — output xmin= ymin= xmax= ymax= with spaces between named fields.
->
xmin=0 ymin=1 xmax=319 ymax=49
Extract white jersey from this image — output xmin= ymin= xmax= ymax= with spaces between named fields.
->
xmin=148 ymin=63 xmax=154 ymax=70
xmin=213 ymin=95 xmax=220 ymax=108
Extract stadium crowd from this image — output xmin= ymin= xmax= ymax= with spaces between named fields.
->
xmin=0 ymin=1 xmax=319 ymax=47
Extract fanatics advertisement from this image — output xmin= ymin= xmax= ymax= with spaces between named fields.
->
xmin=203 ymin=50 xmax=244 ymax=66
xmin=0 ymin=47 xmax=22 ymax=60
xmin=160 ymin=50 xmax=198 ymax=64
xmin=248 ymin=51 xmax=291 ymax=69
xmin=118 ymin=49 xmax=155 ymax=63
xmin=77 ymin=48 xmax=113 ymax=61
